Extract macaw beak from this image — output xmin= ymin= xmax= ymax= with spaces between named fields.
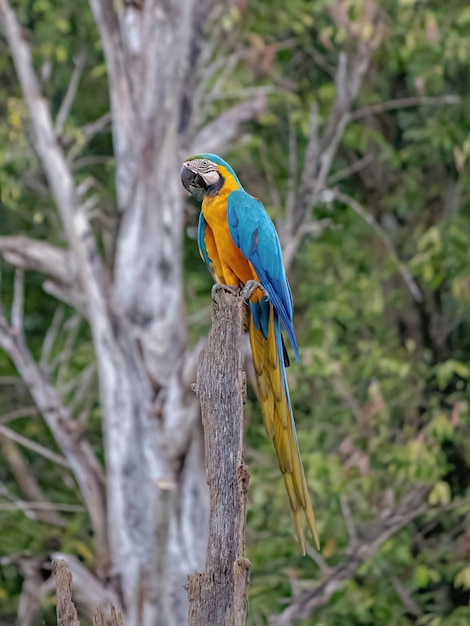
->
xmin=181 ymin=165 xmax=207 ymax=193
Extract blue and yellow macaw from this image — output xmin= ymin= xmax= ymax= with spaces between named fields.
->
xmin=181 ymin=153 xmax=319 ymax=552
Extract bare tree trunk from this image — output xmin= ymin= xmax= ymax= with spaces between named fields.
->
xmin=186 ymin=290 xmax=251 ymax=626
xmin=86 ymin=2 xmax=208 ymax=623
xmin=0 ymin=0 xmax=263 ymax=624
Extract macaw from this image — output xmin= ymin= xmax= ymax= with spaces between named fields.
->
xmin=181 ymin=153 xmax=319 ymax=552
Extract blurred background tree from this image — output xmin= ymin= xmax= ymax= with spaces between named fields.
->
xmin=0 ymin=0 xmax=469 ymax=625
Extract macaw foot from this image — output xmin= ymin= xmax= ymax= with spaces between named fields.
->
xmin=211 ymin=283 xmax=240 ymax=301
xmin=240 ymin=280 xmax=268 ymax=301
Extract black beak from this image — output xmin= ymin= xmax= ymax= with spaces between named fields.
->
xmin=181 ymin=166 xmax=207 ymax=194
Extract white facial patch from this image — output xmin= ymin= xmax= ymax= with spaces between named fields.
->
xmin=200 ymin=169 xmax=219 ymax=186
xmin=186 ymin=158 xmax=219 ymax=186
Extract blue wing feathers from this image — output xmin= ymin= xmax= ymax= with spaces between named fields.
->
xmin=228 ymin=207 xmax=240 ymax=245
xmin=227 ymin=189 xmax=299 ymax=362
xmin=198 ymin=212 xmax=214 ymax=273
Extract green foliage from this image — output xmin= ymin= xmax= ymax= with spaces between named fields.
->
xmin=212 ymin=1 xmax=470 ymax=624
xmin=0 ymin=2 xmax=108 ymax=623
xmin=1 ymin=0 xmax=470 ymax=624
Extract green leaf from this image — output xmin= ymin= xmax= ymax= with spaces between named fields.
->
xmin=428 ymin=481 xmax=451 ymax=506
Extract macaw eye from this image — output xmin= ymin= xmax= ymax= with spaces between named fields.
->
xmin=202 ymin=159 xmax=208 ymax=166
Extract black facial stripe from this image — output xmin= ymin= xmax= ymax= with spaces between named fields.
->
xmin=206 ymin=173 xmax=225 ymax=196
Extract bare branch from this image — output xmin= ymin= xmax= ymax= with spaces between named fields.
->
xmin=305 ymin=45 xmax=336 ymax=76
xmin=88 ymin=0 xmax=139 ymax=209
xmin=327 ymin=189 xmax=423 ymax=304
xmin=42 ymin=280 xmax=88 ymax=317
xmin=288 ymin=40 xmax=375 ymax=246
xmin=0 ymin=313 xmax=109 ymax=571
xmin=0 ymin=0 xmax=108 ymax=326
xmin=0 ymin=375 xmax=22 ymax=385
xmin=0 ymin=480 xmax=38 ymax=520
xmin=0 ymin=502 xmax=85 ymax=513
xmin=11 ymin=268 xmax=24 ymax=331
xmin=327 ymin=154 xmax=374 ymax=186
xmin=0 ymin=236 xmax=75 ymax=286
xmin=283 ymin=218 xmax=332 ymax=270
xmin=189 ymin=96 xmax=266 ymax=155
xmin=298 ymin=102 xmax=320 ymax=200
xmin=330 ymin=373 xmax=362 ymax=422
xmin=0 ymin=406 xmax=38 ymax=425
xmin=52 ymin=554 xmax=121 ymax=621
xmin=80 ymin=111 xmax=112 ymax=140
xmin=40 ymin=307 xmax=65 ymax=370
xmin=55 ymin=49 xmax=87 ymax=137
xmin=350 ymin=95 xmax=461 ymax=122
xmin=55 ymin=315 xmax=81 ymax=390
xmin=204 ymin=85 xmax=283 ymax=103
xmin=305 ymin=544 xmax=332 ymax=576
xmin=67 ymin=112 xmax=112 ymax=163
xmin=0 ymin=1 xmax=82 ymax=248
xmin=71 ymin=155 xmax=111 ymax=171
xmin=284 ymin=116 xmax=298 ymax=231
xmin=270 ymin=487 xmax=430 ymax=625
xmin=68 ymin=361 xmax=97 ymax=413
xmin=17 ymin=558 xmax=56 ymax=626
xmin=258 ymin=142 xmax=281 ymax=210
xmin=0 ymin=435 xmax=66 ymax=525
xmin=391 ymin=575 xmax=422 ymax=618
xmin=340 ymin=494 xmax=358 ymax=548
xmin=0 ymin=423 xmax=70 ymax=467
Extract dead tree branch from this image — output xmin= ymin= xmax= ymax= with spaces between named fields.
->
xmin=17 ymin=557 xmax=56 ymax=626
xmin=189 ymin=96 xmax=266 ymax=155
xmin=93 ymin=606 xmax=125 ymax=626
xmin=281 ymin=40 xmax=374 ymax=268
xmin=0 ymin=502 xmax=85 ymax=513
xmin=328 ymin=189 xmax=423 ymax=304
xmin=350 ymin=94 xmax=461 ymax=122
xmin=270 ymin=487 xmax=430 ymax=625
xmin=55 ymin=49 xmax=87 ymax=137
xmin=52 ymin=553 xmax=122 ymax=622
xmin=0 ymin=236 xmax=75 ymax=286
xmin=0 ymin=313 xmax=108 ymax=573
xmin=0 ymin=405 xmax=38 ymax=425
xmin=291 ymin=43 xmax=372 ymax=236
xmin=0 ymin=423 xmax=69 ymax=467
xmin=0 ymin=0 xmax=110 ymax=333
xmin=53 ymin=559 xmax=81 ymax=626
xmin=186 ymin=289 xmax=251 ymax=626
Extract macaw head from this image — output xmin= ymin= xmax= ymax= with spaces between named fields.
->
xmin=181 ymin=153 xmax=242 ymax=201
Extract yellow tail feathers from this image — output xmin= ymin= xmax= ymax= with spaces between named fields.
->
xmin=248 ymin=304 xmax=320 ymax=553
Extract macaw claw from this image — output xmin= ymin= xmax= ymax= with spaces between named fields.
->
xmin=240 ymin=279 xmax=268 ymax=302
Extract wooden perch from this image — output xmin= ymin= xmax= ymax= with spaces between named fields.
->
xmin=53 ymin=558 xmax=125 ymax=626
xmin=186 ymin=289 xmax=251 ymax=626
xmin=53 ymin=559 xmax=80 ymax=626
